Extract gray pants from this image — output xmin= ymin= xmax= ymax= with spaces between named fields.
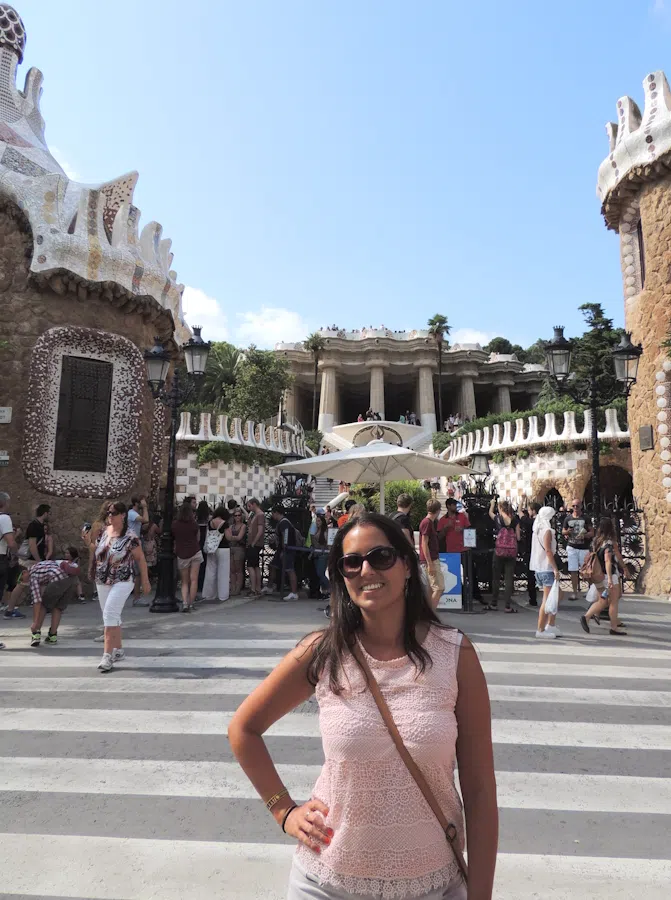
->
xmin=287 ymin=859 xmax=467 ymax=900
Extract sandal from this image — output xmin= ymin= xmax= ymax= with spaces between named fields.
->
xmin=504 ymin=605 xmax=518 ymax=613
xmin=610 ymin=628 xmax=627 ymax=636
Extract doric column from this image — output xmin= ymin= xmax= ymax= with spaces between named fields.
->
xmin=283 ymin=384 xmax=297 ymax=422
xmin=459 ymin=371 xmax=477 ymax=421
xmin=494 ymin=377 xmax=514 ymax=414
xmin=318 ymin=365 xmax=338 ymax=432
xmin=366 ymin=356 xmax=387 ymax=420
xmin=418 ymin=363 xmax=437 ymax=432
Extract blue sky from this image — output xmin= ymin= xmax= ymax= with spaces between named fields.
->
xmin=15 ymin=0 xmax=671 ymax=348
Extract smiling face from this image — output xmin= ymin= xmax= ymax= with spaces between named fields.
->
xmin=341 ymin=523 xmax=409 ymax=616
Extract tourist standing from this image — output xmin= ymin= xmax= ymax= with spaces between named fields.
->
xmin=580 ymin=519 xmax=628 ymax=636
xmin=28 ymin=549 xmax=80 ymax=646
xmin=390 ymin=492 xmax=414 ymax=545
xmin=245 ymin=499 xmax=266 ymax=596
xmin=83 ymin=501 xmax=151 ymax=672
xmin=562 ymin=498 xmax=594 ymax=601
xmin=202 ymin=506 xmax=231 ymax=603
xmin=0 ymin=492 xmax=18 ymax=620
xmin=419 ymin=499 xmax=444 ymax=609
xmin=229 ymin=511 xmax=498 ymax=900
xmin=127 ymin=496 xmax=150 ymax=606
xmin=265 ymin=506 xmax=300 ymax=601
xmin=310 ymin=511 xmax=330 ymax=597
xmin=489 ymin=499 xmax=521 ymax=613
xmin=530 ymin=506 xmax=561 ymax=639
xmin=226 ymin=507 xmax=248 ymax=596
xmin=172 ymin=502 xmax=203 ymax=612
xmin=196 ymin=500 xmax=211 ymax=592
xmin=519 ymin=503 xmax=540 ymax=607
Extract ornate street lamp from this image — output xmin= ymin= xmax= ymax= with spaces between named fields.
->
xmin=470 ymin=452 xmax=491 ymax=478
xmin=544 ymin=325 xmax=642 ymax=514
xmin=144 ymin=327 xmax=211 ymax=613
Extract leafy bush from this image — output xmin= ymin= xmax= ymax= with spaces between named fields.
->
xmin=303 ymin=429 xmax=323 ymax=454
xmin=432 ymin=432 xmax=452 ymax=454
xmin=516 ymin=448 xmax=530 ymax=460
xmin=195 ymin=441 xmax=285 ymax=469
xmin=491 ymin=451 xmax=505 ymax=464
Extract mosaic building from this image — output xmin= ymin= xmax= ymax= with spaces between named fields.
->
xmin=276 ymin=328 xmax=546 ymax=434
xmin=597 ymin=67 xmax=671 ymax=595
xmin=0 ymin=5 xmax=187 ymax=544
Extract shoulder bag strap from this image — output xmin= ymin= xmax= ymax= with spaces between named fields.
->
xmin=350 ymin=643 xmax=468 ymax=884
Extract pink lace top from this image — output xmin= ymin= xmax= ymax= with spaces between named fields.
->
xmin=296 ymin=625 xmax=464 ymax=898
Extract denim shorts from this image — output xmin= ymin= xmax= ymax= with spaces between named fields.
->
xmin=535 ymin=571 xmax=556 ymax=588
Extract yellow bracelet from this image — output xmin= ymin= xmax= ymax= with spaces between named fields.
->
xmin=265 ymin=788 xmax=289 ymax=810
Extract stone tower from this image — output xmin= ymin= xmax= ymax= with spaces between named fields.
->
xmin=597 ymin=70 xmax=671 ymax=595
xmin=0 ymin=4 xmax=189 ymax=545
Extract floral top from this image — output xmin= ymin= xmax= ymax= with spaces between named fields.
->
xmin=95 ymin=531 xmax=140 ymax=585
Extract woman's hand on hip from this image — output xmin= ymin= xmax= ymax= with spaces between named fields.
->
xmin=284 ymin=800 xmax=332 ymax=853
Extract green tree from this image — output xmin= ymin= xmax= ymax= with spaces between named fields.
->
xmin=572 ymin=303 xmax=624 ymax=400
xmin=228 ymin=346 xmax=293 ymax=423
xmin=303 ymin=332 xmax=326 ymax=430
xmin=483 ymin=336 xmax=526 ymax=358
xmin=427 ymin=314 xmax=451 ymax=431
xmin=521 ymin=339 xmax=547 ymax=365
xmin=198 ymin=341 xmax=242 ymax=411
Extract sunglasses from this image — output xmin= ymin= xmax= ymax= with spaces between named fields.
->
xmin=337 ymin=546 xmax=399 ymax=579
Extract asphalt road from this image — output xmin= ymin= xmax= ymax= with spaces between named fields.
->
xmin=1 ymin=591 xmax=670 ymax=899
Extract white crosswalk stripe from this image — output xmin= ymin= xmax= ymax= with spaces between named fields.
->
xmin=1 ymin=625 xmax=670 ymax=899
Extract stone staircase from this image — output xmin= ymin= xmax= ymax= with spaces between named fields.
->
xmin=312 ymin=476 xmax=342 ymax=508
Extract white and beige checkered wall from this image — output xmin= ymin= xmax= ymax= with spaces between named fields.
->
xmin=176 ymin=451 xmax=276 ymax=505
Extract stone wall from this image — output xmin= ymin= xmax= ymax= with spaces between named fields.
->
xmin=0 ymin=207 xmax=163 ymax=554
xmin=624 ymin=176 xmax=671 ymax=595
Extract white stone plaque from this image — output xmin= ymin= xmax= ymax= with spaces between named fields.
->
xmin=0 ymin=407 xmax=11 ymax=424
xmin=463 ymin=528 xmax=477 ymax=548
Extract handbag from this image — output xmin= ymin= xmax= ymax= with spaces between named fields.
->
xmin=17 ymin=539 xmax=31 ymax=560
xmin=203 ymin=526 xmax=223 ymax=555
xmin=351 ymin=642 xmax=469 ymax=885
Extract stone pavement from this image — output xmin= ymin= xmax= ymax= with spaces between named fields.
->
xmin=0 ymin=593 xmax=670 ymax=899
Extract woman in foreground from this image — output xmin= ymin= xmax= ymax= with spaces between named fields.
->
xmin=229 ymin=511 xmax=498 ymax=899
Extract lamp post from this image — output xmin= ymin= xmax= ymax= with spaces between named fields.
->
xmin=144 ymin=327 xmax=210 ymax=613
xmin=544 ymin=326 xmax=642 ymax=514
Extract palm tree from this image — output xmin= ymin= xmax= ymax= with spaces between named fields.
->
xmin=303 ymin=332 xmax=326 ymax=430
xmin=200 ymin=341 xmax=242 ymax=411
xmin=427 ymin=314 xmax=451 ymax=431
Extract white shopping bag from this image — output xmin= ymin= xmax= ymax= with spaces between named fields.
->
xmin=545 ymin=580 xmax=560 ymax=615
xmin=585 ymin=583 xmax=599 ymax=605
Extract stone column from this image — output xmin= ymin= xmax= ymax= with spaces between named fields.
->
xmin=418 ymin=363 xmax=437 ymax=432
xmin=494 ymin=378 xmax=514 ymax=414
xmin=318 ymin=365 xmax=338 ymax=432
xmin=459 ymin=372 xmax=477 ymax=421
xmin=283 ymin=384 xmax=297 ymax=423
xmin=366 ymin=358 xmax=387 ymax=420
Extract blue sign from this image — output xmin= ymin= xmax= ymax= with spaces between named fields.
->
xmin=437 ymin=553 xmax=463 ymax=609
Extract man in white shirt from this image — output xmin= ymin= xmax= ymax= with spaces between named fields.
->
xmin=0 ymin=492 xmax=19 ymax=646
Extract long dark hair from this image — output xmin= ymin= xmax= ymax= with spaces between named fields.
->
xmin=307 ymin=511 xmax=444 ymax=694
xmin=594 ymin=517 xmax=618 ymax=549
xmin=109 ymin=501 xmax=128 ymax=537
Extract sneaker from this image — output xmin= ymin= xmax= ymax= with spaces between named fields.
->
xmin=260 ymin=586 xmax=273 ymax=595
xmin=545 ymin=625 xmax=562 ymax=637
xmin=283 ymin=592 xmax=299 ymax=601
xmin=44 ymin=633 xmax=58 ymax=644
xmin=98 ymin=653 xmax=113 ymax=672
xmin=4 ymin=608 xmax=26 ymax=618
xmin=535 ymin=629 xmax=556 ymax=639
xmin=132 ymin=597 xmax=151 ymax=607
xmin=30 ymin=632 xmax=41 ymax=647
xmin=567 ymin=595 xmax=577 ymax=602
xmin=111 ymin=648 xmax=125 ymax=662
xmin=93 ymin=633 xmax=105 ymax=643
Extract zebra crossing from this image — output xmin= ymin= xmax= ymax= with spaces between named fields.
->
xmin=1 ymin=612 xmax=670 ymax=899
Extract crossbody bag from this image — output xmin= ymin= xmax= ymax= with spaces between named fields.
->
xmin=351 ymin=643 xmax=469 ymax=885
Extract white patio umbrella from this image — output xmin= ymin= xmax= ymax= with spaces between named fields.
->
xmin=271 ymin=440 xmax=473 ymax=513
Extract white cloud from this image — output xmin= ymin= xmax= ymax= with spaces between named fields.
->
xmin=652 ymin=0 xmax=671 ymax=21
xmin=182 ymin=286 xmax=230 ymax=342
xmin=450 ymin=328 xmax=496 ymax=347
xmin=234 ymin=306 xmax=311 ymax=348
xmin=50 ymin=146 xmax=80 ymax=181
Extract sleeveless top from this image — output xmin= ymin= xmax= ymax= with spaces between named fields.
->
xmin=296 ymin=625 xmax=464 ymax=898
xmin=530 ymin=524 xmax=556 ymax=574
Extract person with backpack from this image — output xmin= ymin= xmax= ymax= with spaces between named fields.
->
xmin=580 ymin=519 xmax=628 ymax=636
xmin=488 ymin=499 xmax=520 ymax=613
xmin=390 ymin=493 xmax=414 ymax=545
xmin=268 ymin=506 xmax=300 ymax=601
